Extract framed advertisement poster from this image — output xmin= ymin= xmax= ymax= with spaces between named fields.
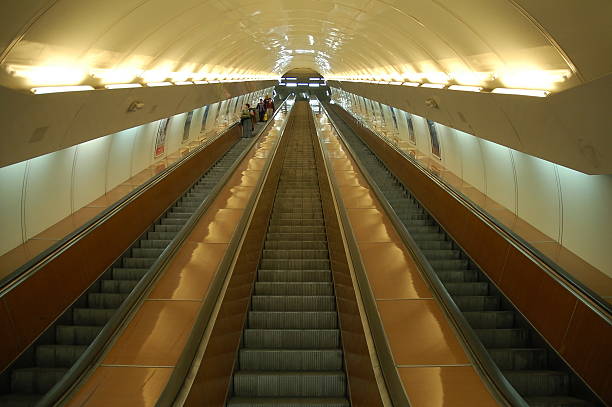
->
xmin=154 ymin=118 xmax=170 ymax=158
xmin=405 ymin=112 xmax=416 ymax=144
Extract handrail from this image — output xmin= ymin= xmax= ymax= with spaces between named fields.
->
xmin=334 ymin=103 xmax=612 ymax=318
xmin=310 ymin=101 xmax=410 ymax=407
xmin=155 ymin=97 xmax=295 ymax=407
xmin=0 ymin=120 xmax=244 ymax=296
xmin=40 ymin=98 xmax=291 ymax=407
xmin=319 ymin=101 xmax=528 ymax=407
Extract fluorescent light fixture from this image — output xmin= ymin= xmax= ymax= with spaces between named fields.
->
xmin=295 ymin=49 xmax=315 ymax=54
xmin=193 ymin=80 xmax=208 ymax=84
xmin=174 ymin=81 xmax=193 ymax=85
xmin=31 ymin=85 xmax=95 ymax=94
xmin=402 ymin=82 xmax=420 ymax=87
xmin=492 ymin=88 xmax=550 ymax=97
xmin=309 ymin=83 xmax=320 ymax=87
xmin=309 ymin=77 xmax=322 ymax=80
xmin=421 ymin=83 xmax=445 ymax=89
xmin=208 ymin=80 xmax=220 ymax=83
xmin=298 ymin=83 xmax=308 ymax=86
xmin=104 ymin=83 xmax=143 ymax=89
xmin=284 ymin=77 xmax=297 ymax=80
xmin=286 ymin=83 xmax=298 ymax=87
xmin=389 ymin=81 xmax=403 ymax=85
xmin=146 ymin=82 xmax=173 ymax=87
xmin=448 ymin=85 xmax=483 ymax=92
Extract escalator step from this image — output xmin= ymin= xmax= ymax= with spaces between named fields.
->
xmin=232 ymin=371 xmax=346 ymax=398
xmin=262 ymin=250 xmax=329 ymax=259
xmin=73 ymin=308 xmax=115 ymax=326
xmin=251 ymin=296 xmax=336 ymax=311
xmin=422 ymin=249 xmax=461 ymax=260
xmin=264 ymin=241 xmax=328 ymax=250
xmin=228 ymin=397 xmax=349 ymax=406
xmin=258 ymin=270 xmax=332 ymax=282
xmin=87 ymin=292 xmax=128 ymax=308
xmin=254 ymin=282 xmax=334 ymax=296
xmin=248 ymin=312 xmax=338 ymax=329
xmin=454 ymin=296 xmax=500 ymax=311
xmin=131 ymin=247 xmax=165 ymax=257
xmin=55 ymin=325 xmax=102 ymax=345
xmin=10 ymin=368 xmax=68 ymax=394
xmin=35 ymin=345 xmax=87 ymax=368
xmin=122 ymin=257 xmax=156 ymax=268
xmin=111 ymin=268 xmax=148 ymax=280
xmin=243 ymin=329 xmax=340 ymax=349
xmin=504 ymin=370 xmax=570 ymax=397
xmin=266 ymin=233 xmax=327 ymax=241
xmin=523 ymin=396 xmax=594 ymax=407
xmin=259 ymin=259 xmax=330 ymax=270
xmin=140 ymin=239 xmax=171 ymax=248
xmin=437 ymin=270 xmax=479 ymax=283
xmin=463 ymin=311 xmax=515 ymax=328
xmin=0 ymin=393 xmax=41 ymax=407
xmin=239 ymin=349 xmax=343 ymax=371
xmin=489 ymin=348 xmax=548 ymax=370
xmin=476 ymin=328 xmax=529 ymax=348
xmin=444 ymin=282 xmax=489 ymax=296
xmin=154 ymin=224 xmax=183 ymax=232
xmin=100 ymin=279 xmax=139 ymax=293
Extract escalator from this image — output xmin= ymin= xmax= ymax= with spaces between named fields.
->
xmin=227 ymin=102 xmax=349 ymax=407
xmin=324 ymin=103 xmax=602 ymax=407
xmin=0 ymin=136 xmax=255 ymax=407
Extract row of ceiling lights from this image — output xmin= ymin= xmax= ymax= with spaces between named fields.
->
xmin=336 ymin=79 xmax=550 ymax=97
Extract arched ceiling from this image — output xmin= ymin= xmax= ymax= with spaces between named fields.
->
xmin=0 ymin=0 xmax=610 ymax=91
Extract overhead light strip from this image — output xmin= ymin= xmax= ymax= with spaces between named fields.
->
xmin=104 ymin=83 xmax=142 ymax=89
xmin=492 ymin=88 xmax=550 ymax=97
xmin=30 ymin=85 xmax=95 ymax=94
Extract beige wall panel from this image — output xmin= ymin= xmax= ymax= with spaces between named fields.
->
xmin=0 ymin=162 xmax=27 ymax=254
xmin=24 ymin=147 xmax=75 ymax=239
xmin=455 ymin=130 xmax=486 ymax=192
xmin=165 ymin=113 xmax=188 ymax=156
xmin=72 ymin=137 xmax=112 ymax=210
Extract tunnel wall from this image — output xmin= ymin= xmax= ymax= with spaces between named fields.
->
xmin=331 ymin=88 xmax=612 ymax=278
xmin=0 ymin=88 xmax=273 ymax=258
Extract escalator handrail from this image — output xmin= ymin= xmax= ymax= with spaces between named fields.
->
xmin=310 ymin=102 xmax=411 ymax=407
xmin=319 ymin=101 xmax=528 ymax=407
xmin=330 ymin=103 xmax=612 ymax=319
xmin=154 ymin=97 xmax=295 ymax=407
xmin=0 ymin=118 xmax=247 ymax=297
xmin=38 ymin=98 xmax=291 ymax=407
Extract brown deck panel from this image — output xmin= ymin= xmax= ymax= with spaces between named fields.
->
xmin=398 ymin=366 xmax=499 ymax=407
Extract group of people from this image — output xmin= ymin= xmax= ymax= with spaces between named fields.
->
xmin=240 ymin=95 xmax=275 ymax=138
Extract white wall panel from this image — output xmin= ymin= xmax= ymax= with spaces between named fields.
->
xmin=509 ymin=151 xmax=561 ymax=240
xmin=479 ymin=138 xmax=517 ymax=211
xmin=456 ymin=131 xmax=486 ymax=192
xmin=165 ymin=113 xmax=187 ymax=155
xmin=24 ymin=147 xmax=76 ymax=239
xmin=106 ymin=127 xmax=137 ymax=191
xmin=131 ymin=122 xmax=156 ymax=174
xmin=0 ymin=162 xmax=27 ymax=254
xmin=72 ymin=137 xmax=112 ymax=210
xmin=558 ymin=169 xmax=612 ymax=275
xmin=441 ymin=129 xmax=464 ymax=178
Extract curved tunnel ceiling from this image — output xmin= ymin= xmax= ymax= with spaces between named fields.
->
xmin=0 ymin=0 xmax=611 ymax=91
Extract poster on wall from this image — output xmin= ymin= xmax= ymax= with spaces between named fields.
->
xmin=426 ymin=119 xmax=441 ymax=158
xmin=200 ymin=105 xmax=210 ymax=132
xmin=154 ymin=118 xmax=170 ymax=158
xmin=406 ymin=112 xmax=416 ymax=144
xmin=182 ymin=111 xmax=194 ymax=143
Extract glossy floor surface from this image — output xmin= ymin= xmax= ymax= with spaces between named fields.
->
xmin=64 ymin=110 xmax=290 ymax=407
xmin=312 ymin=104 xmax=499 ymax=407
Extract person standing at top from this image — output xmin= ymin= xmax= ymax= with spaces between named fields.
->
xmin=240 ymin=104 xmax=253 ymax=138
xmin=257 ymin=98 xmax=266 ymax=122
xmin=264 ymin=95 xmax=274 ymax=121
